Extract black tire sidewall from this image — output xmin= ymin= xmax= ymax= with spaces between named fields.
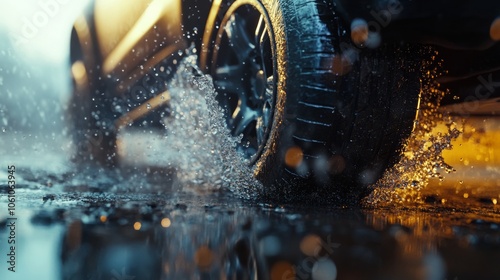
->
xmin=203 ymin=0 xmax=421 ymax=204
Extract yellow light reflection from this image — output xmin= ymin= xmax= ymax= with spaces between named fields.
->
xmin=490 ymin=17 xmax=500 ymax=41
xmin=100 ymin=215 xmax=107 ymax=223
xmin=161 ymin=218 xmax=171 ymax=228
xmin=329 ymin=154 xmax=346 ymax=175
xmin=115 ymin=91 xmax=171 ymax=129
xmin=381 ymin=115 xmax=500 ymax=207
xmin=200 ymin=0 xmax=223 ymax=70
xmin=299 ymin=234 xmax=322 ymax=257
xmin=441 ymin=120 xmax=500 ymax=167
xmin=423 ymin=118 xmax=500 ymax=203
xmin=194 ymin=246 xmax=214 ymax=270
xmin=71 ymin=60 xmax=86 ymax=84
xmin=332 ymin=55 xmax=353 ymax=76
xmin=133 ymin=222 xmax=142 ymax=231
xmin=351 ymin=19 xmax=369 ymax=45
xmin=285 ymin=146 xmax=303 ymax=168
xmin=270 ymin=261 xmax=295 ymax=280
xmin=99 ymin=0 xmax=182 ymax=74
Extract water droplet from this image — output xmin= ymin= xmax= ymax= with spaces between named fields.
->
xmin=365 ymin=48 xmax=461 ymax=206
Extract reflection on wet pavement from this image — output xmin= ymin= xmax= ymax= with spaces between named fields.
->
xmin=1 ymin=179 xmax=500 ymax=280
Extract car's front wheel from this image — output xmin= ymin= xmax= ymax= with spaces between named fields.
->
xmin=201 ymin=0 xmax=422 ymax=204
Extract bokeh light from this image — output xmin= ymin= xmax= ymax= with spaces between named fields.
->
xmin=194 ymin=245 xmax=214 ymax=270
xmin=285 ymin=146 xmax=303 ymax=168
xmin=270 ymin=261 xmax=295 ymax=280
xmin=161 ymin=217 xmax=171 ymax=228
xmin=133 ymin=221 xmax=142 ymax=231
xmin=300 ymin=234 xmax=322 ymax=257
xmin=490 ymin=17 xmax=500 ymax=41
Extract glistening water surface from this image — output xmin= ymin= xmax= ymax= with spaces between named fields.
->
xmin=1 ymin=56 xmax=500 ymax=280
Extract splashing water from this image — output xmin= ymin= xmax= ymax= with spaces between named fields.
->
xmin=117 ymin=49 xmax=460 ymax=205
xmin=365 ymin=48 xmax=462 ymax=206
xmin=147 ymin=55 xmax=261 ymax=198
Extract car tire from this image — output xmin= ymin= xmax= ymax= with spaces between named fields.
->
xmin=201 ymin=0 xmax=422 ymax=204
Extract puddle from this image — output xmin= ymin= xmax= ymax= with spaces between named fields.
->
xmin=1 ymin=50 xmax=500 ymax=280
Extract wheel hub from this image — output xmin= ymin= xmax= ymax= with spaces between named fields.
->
xmin=212 ymin=4 xmax=276 ymax=162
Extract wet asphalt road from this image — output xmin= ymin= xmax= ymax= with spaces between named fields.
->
xmin=0 ymin=130 xmax=500 ymax=280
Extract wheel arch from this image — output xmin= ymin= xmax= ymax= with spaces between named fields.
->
xmin=69 ymin=1 xmax=102 ymax=83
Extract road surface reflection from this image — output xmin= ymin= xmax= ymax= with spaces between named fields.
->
xmin=0 ymin=136 xmax=499 ymax=280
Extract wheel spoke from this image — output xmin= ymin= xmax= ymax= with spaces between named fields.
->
xmin=256 ymin=116 xmax=265 ymax=145
xmin=225 ymin=14 xmax=255 ymax=63
xmin=214 ymin=65 xmax=245 ymax=94
xmin=265 ymin=75 xmax=274 ymax=99
xmin=251 ymin=70 xmax=265 ymax=101
xmin=230 ymin=104 xmax=257 ymax=137
xmin=115 ymin=91 xmax=171 ymax=129
xmin=258 ymin=77 xmax=274 ymax=146
xmin=261 ymin=100 xmax=272 ymax=133
xmin=213 ymin=79 xmax=241 ymax=96
xmin=257 ymin=75 xmax=274 ymax=144
xmin=255 ymin=15 xmax=270 ymax=74
xmin=211 ymin=5 xmax=276 ymax=161
xmin=255 ymin=16 xmax=268 ymax=53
